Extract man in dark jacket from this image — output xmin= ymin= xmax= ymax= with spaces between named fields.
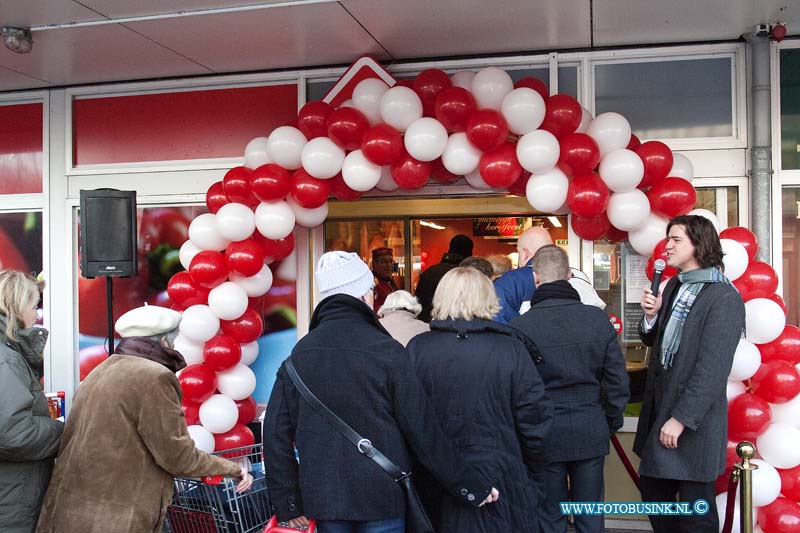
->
xmin=636 ymin=215 xmax=745 ymax=533
xmin=415 ymin=234 xmax=473 ymax=322
xmin=263 ymin=251 xmax=498 ymax=532
xmin=511 ymin=245 xmax=629 ymax=533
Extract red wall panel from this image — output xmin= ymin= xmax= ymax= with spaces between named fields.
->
xmin=72 ymin=84 xmax=297 ymax=166
xmin=0 ymin=103 xmax=43 ymax=194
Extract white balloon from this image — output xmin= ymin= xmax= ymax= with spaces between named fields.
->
xmin=244 ymin=136 xmax=271 ymax=169
xmin=230 ymin=265 xmax=273 ymax=298
xmin=464 ymin=170 xmax=493 ymax=190
xmin=180 ymin=305 xmax=220 ymax=343
xmin=517 ymin=129 xmax=560 ymax=174
xmin=173 ymin=334 xmax=205 ymax=366
xmin=750 ymin=459 xmax=782 ymax=508
xmin=442 ymin=132 xmax=482 ymax=176
xmin=287 ymin=197 xmax=329 ymax=228
xmin=715 ymin=492 xmax=756 ymax=533
xmin=342 ymin=150 xmax=382 ymax=191
xmin=179 ymin=240 xmax=202 ymax=270
xmin=726 ymin=380 xmax=746 ymax=403
xmin=187 ymin=425 xmax=215 ymax=452
xmin=720 ymin=239 xmax=749 ymax=281
xmin=240 ymin=341 xmax=260 ymax=366
xmin=730 ymin=339 xmax=762 ymax=381
xmin=255 ymin=200 xmax=295 ymax=240
xmin=586 ymin=112 xmax=632 ymax=158
xmin=745 ymin=298 xmax=786 ymax=344
xmin=770 ymin=392 xmax=800 ymax=428
xmin=352 ymin=78 xmax=390 ymax=124
xmin=598 ymin=149 xmax=644 ymax=192
xmin=338 ymin=99 xmax=354 ymax=109
xmin=607 ymin=190 xmax=651 ymax=232
xmin=687 ymin=208 xmax=720 ymax=233
xmin=276 ymin=249 xmax=296 ymax=281
xmin=404 ymin=118 xmax=448 ymax=162
xmin=216 ymin=364 xmax=257 ymax=401
xmin=471 ymin=67 xmax=514 ymax=111
xmin=526 ymin=168 xmax=569 ymax=213
xmin=375 ymin=165 xmax=399 ymax=192
xmin=757 ymin=422 xmax=800 ymax=468
xmin=189 ymin=213 xmax=231 ymax=251
xmin=628 ymin=214 xmax=668 ymax=256
xmin=450 ymin=70 xmax=476 ymax=89
xmin=199 ymin=394 xmax=239 ymax=434
xmin=215 ymin=203 xmax=256 ymax=242
xmin=266 ymin=126 xmax=307 ymax=170
xmin=501 ymin=88 xmax=546 ymax=135
xmin=576 ymin=107 xmax=593 ymax=134
xmin=379 ymin=86 xmax=423 ymax=133
xmin=300 ymin=137 xmax=345 ymax=179
xmin=208 ymin=282 xmax=249 ymax=321
xmin=669 ymin=153 xmax=694 ymax=181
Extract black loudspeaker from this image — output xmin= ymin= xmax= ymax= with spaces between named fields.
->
xmin=79 ymin=189 xmax=138 ymax=278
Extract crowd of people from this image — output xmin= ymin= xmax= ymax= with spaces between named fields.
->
xmin=0 ymin=215 xmax=745 ymax=533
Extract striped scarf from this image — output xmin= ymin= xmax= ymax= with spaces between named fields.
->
xmin=660 ymin=266 xmax=731 ymax=369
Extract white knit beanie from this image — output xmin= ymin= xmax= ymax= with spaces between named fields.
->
xmin=315 ymin=251 xmax=374 ymax=300
xmin=115 ymin=304 xmax=182 ymax=338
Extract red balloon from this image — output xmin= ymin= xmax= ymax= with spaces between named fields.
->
xmin=413 ymin=68 xmax=452 ymax=117
xmin=636 ymin=141 xmax=674 ymax=189
xmin=214 ymin=424 xmax=255 ymax=458
xmin=767 ymin=293 xmax=789 ymax=316
xmin=725 ymin=439 xmax=740 ymax=469
xmin=79 ymin=345 xmax=109 ymax=381
xmin=181 ymin=400 xmax=201 ymax=426
xmin=236 ymin=396 xmax=257 ymax=425
xmin=571 ymin=213 xmax=611 ymax=241
xmin=297 ymin=101 xmax=332 ymax=140
xmin=251 ymin=163 xmax=291 ymax=202
xmin=558 ymin=133 xmax=601 ymax=177
xmin=394 ymin=79 xmax=414 ymax=89
xmin=205 ymin=181 xmax=229 ymax=214
xmin=391 ymin=151 xmax=431 ymax=190
xmin=758 ymin=497 xmax=800 ymax=533
xmin=253 ymin=232 xmax=295 ymax=262
xmin=189 ymin=251 xmax=229 ymax=288
xmin=626 ymin=134 xmax=642 ymax=151
xmin=361 ymin=124 xmax=403 ymax=165
xmin=430 ymin=158 xmax=460 ymax=184
xmin=514 ymin=77 xmax=549 ymax=101
xmin=735 ymin=260 xmax=779 ymax=301
xmin=604 ymin=226 xmax=628 ymax=243
xmin=479 ymin=142 xmax=522 ymax=188
xmin=435 ymin=87 xmax=478 ymax=133
xmin=466 ymin=109 xmax=509 ymax=152
xmin=719 ymin=226 xmax=759 ymax=262
xmin=329 ymin=173 xmax=363 ymax=201
xmin=647 ymin=177 xmax=696 ymax=218
xmin=221 ymin=308 xmax=264 ymax=343
xmin=507 ymin=171 xmax=531 ymax=197
xmin=326 ymin=107 xmax=369 ymax=151
xmin=727 ymin=393 xmax=772 ymax=441
xmin=778 ymin=465 xmax=800 ymax=502
xmin=178 ymin=364 xmax=217 ymax=403
xmin=540 ymin=94 xmax=582 ymax=139
xmin=758 ymin=325 xmax=800 ymax=366
xmin=567 ymin=173 xmax=610 ymax=218
xmin=226 ymin=238 xmax=266 ymax=277
xmin=222 ymin=166 xmax=257 ymax=206
xmin=289 ymin=168 xmax=330 ymax=209
xmin=167 ymin=271 xmax=211 ymax=307
xmin=751 ymin=361 xmax=800 ymax=404
xmin=203 ymin=334 xmax=242 ymax=371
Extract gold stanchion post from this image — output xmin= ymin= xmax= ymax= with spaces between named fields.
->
xmin=735 ymin=441 xmax=757 ymax=533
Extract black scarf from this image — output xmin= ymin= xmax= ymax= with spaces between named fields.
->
xmin=530 ymin=280 xmax=581 ymax=307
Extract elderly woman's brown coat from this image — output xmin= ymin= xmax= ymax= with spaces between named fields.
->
xmin=37 ymin=338 xmax=242 ymax=533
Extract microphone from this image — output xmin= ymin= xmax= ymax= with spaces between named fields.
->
xmin=651 ymin=259 xmax=666 ymax=296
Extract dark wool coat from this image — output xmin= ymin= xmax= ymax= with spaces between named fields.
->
xmin=633 ymin=278 xmax=745 ymax=482
xmin=0 ymin=323 xmax=62 ymax=533
xmin=510 ymin=295 xmax=630 ymax=463
xmin=414 ymin=253 xmax=465 ymax=323
xmin=262 ymin=294 xmax=492 ymax=522
xmin=38 ymin=338 xmax=242 ymax=533
xmin=406 ymin=319 xmax=553 ymax=533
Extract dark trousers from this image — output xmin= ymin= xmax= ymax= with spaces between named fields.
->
xmin=639 ymin=475 xmax=718 ymax=533
xmin=539 ymin=456 xmax=605 ymax=533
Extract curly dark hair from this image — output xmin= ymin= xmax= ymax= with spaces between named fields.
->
xmin=666 ymin=215 xmax=724 ymax=270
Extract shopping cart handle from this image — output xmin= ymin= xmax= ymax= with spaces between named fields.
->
xmin=202 ymin=475 xmax=224 ymax=485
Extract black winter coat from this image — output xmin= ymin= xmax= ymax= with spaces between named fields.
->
xmin=262 ymin=295 xmax=492 ymax=522
xmin=407 ymin=319 xmax=553 ymax=533
xmin=414 ymin=253 xmax=465 ymax=323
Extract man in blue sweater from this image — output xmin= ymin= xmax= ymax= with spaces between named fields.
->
xmin=493 ymin=226 xmax=553 ymax=324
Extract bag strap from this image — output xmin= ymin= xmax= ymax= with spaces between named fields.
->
xmin=285 ymin=357 xmax=408 ymax=482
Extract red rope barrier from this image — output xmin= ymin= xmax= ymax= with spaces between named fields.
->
xmin=610 ymin=434 xmax=640 ymax=490
xmin=721 ymin=472 xmax=740 ymax=533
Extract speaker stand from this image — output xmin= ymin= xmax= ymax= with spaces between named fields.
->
xmin=106 ymin=277 xmax=114 ymax=355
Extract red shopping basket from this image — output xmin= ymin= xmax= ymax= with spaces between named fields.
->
xmin=264 ymin=515 xmax=316 ymax=532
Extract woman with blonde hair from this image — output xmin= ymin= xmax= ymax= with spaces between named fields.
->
xmin=378 ymin=290 xmax=429 ymax=346
xmin=407 ymin=267 xmax=553 ymax=532
xmin=0 ymin=270 xmax=63 ymax=532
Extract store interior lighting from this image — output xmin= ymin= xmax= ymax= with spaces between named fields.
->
xmin=547 ymin=216 xmax=563 ymax=228
xmin=420 ymin=220 xmax=445 ymax=230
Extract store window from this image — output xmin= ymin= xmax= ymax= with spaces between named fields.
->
xmin=781 ymin=49 xmax=800 ymax=170
xmin=782 ymin=187 xmax=800 ymax=326
xmin=595 ymin=57 xmax=734 ymax=140
xmin=0 ymin=102 xmax=43 ymax=194
xmin=695 ymin=186 xmax=739 ymax=229
xmin=0 ymin=211 xmax=43 ymax=318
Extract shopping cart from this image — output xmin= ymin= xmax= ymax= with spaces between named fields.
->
xmin=165 ymin=443 xmax=271 ymax=533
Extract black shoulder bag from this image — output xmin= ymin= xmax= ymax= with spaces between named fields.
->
xmin=285 ymin=358 xmax=434 ymax=533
